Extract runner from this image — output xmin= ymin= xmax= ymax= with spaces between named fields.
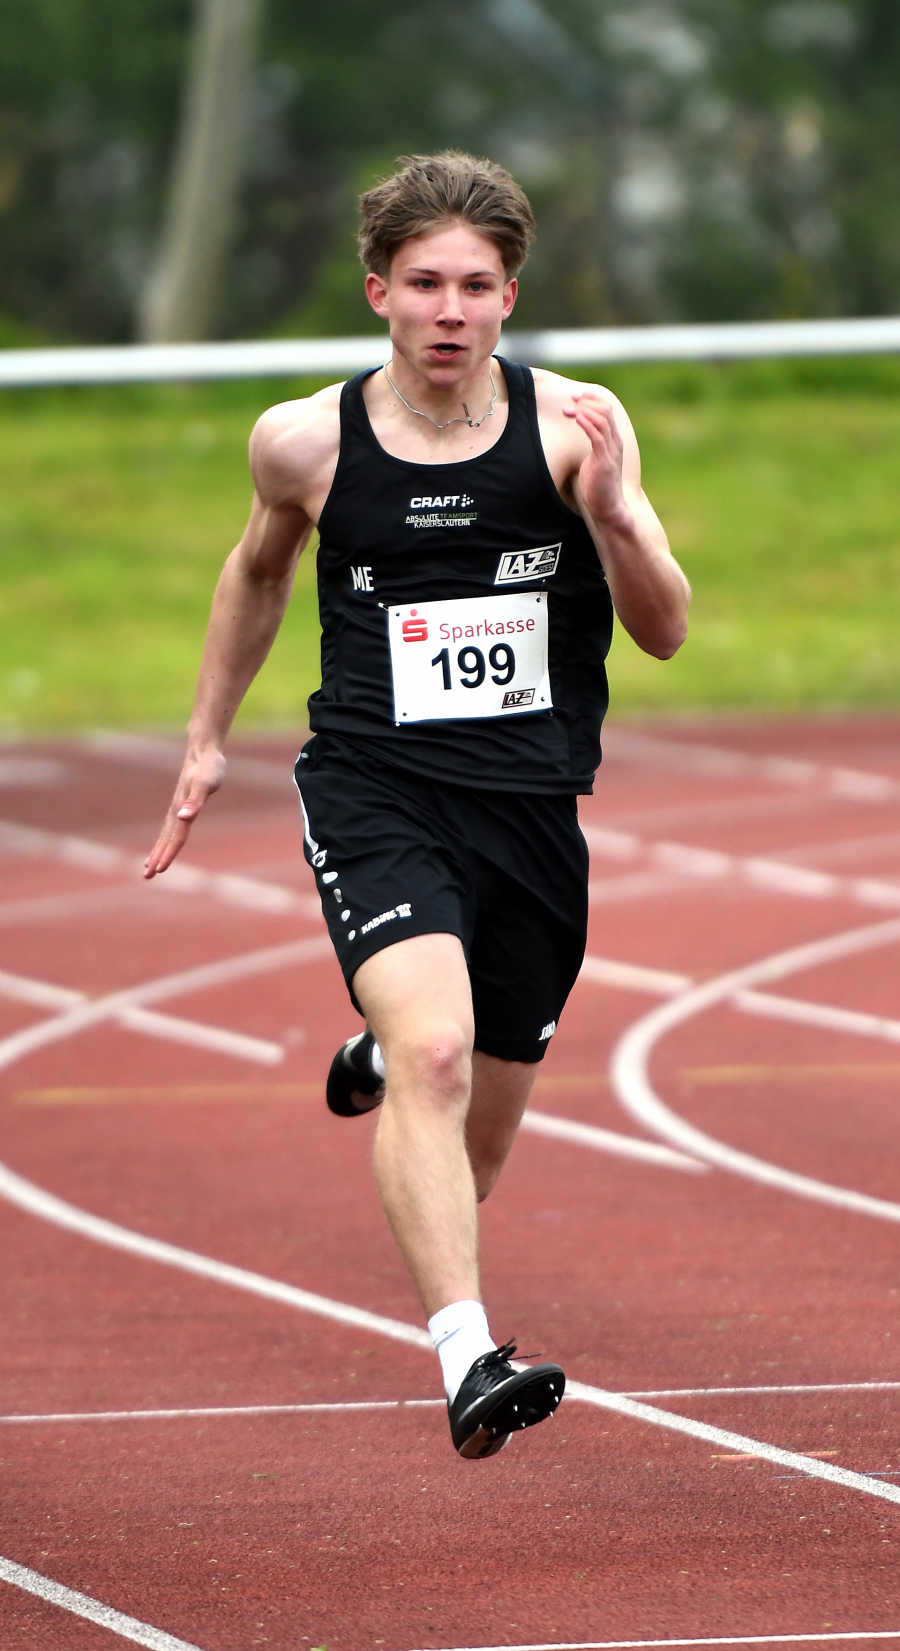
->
xmin=144 ymin=151 xmax=690 ymax=1460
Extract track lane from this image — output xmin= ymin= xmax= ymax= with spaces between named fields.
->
xmin=3 ymin=721 xmax=900 ymax=1647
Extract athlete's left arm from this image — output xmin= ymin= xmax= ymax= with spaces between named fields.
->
xmin=565 ymin=387 xmax=690 ymax=659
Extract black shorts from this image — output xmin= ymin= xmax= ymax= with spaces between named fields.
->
xmin=294 ymin=733 xmax=589 ymax=1065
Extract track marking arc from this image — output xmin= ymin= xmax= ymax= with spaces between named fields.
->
xmin=2 ymin=1161 xmax=900 ymax=1505
xmin=0 ymin=1554 xmax=204 ymax=1651
xmin=609 ymin=917 xmax=900 ymax=1220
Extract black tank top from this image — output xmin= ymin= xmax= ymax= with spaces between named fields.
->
xmin=309 ymin=358 xmax=613 ymax=794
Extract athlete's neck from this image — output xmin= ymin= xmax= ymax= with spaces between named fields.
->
xmin=381 ymin=352 xmax=499 ymax=431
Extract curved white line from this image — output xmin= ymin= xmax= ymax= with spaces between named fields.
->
xmin=610 ymin=916 xmax=900 ymax=1220
xmin=0 ymin=1159 xmax=431 ymax=1350
xmin=2 ymin=1158 xmax=900 ymax=1503
xmin=4 ymin=927 xmax=900 ymax=1505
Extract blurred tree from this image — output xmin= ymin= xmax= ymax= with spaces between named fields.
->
xmin=138 ymin=0 xmax=264 ymax=341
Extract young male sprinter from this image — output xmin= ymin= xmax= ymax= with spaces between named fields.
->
xmin=145 ymin=153 xmax=690 ymax=1460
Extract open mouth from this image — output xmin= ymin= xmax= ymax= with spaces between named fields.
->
xmin=431 ymin=343 xmax=464 ymax=356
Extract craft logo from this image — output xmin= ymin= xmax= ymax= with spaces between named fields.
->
xmin=401 ymin=609 xmax=428 ymax=642
xmin=405 ymin=493 xmax=476 ymax=529
xmin=408 ymin=494 xmax=474 ymax=509
xmin=494 ymin=544 xmax=561 ymax=585
xmin=502 ymin=687 xmax=535 ymax=708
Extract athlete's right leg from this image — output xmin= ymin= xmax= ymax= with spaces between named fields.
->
xmin=351 ymin=930 xmax=565 ymax=1456
xmin=351 ymin=930 xmax=479 ymax=1320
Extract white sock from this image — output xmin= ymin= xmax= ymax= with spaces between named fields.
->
xmin=428 ymin=1300 xmax=496 ymax=1403
xmin=370 ymin=1040 xmax=385 ymax=1080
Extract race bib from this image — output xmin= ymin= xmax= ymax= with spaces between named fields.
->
xmin=388 ymin=592 xmax=552 ymax=724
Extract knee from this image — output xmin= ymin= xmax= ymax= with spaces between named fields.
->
xmin=386 ymin=1021 xmax=472 ymax=1110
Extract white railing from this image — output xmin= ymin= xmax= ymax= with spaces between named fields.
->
xmin=1 ymin=315 xmax=899 ymax=388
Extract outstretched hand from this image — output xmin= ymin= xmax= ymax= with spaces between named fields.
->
xmin=143 ymin=746 xmax=227 ymax=878
xmin=563 ymin=390 xmax=629 ymax=528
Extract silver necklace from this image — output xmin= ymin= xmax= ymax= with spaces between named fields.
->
xmin=383 ymin=363 xmax=498 ymax=430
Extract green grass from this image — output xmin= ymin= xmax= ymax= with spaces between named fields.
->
xmin=1 ymin=357 xmax=899 ymax=731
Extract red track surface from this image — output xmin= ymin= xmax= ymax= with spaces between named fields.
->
xmin=2 ymin=716 xmax=900 ymax=1650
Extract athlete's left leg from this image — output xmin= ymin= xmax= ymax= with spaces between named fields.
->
xmin=465 ymin=1052 xmax=537 ymax=1202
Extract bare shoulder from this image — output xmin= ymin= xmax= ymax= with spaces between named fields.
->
xmin=533 ymin=367 xmax=634 ymax=429
xmin=249 ymin=381 xmax=344 ymax=510
xmin=532 ymin=366 xmax=640 ymax=463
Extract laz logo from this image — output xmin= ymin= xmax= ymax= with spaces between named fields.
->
xmin=502 ymin=687 xmax=534 ymax=708
xmin=494 ymin=544 xmax=561 ymax=585
xmin=402 ymin=609 xmax=428 ymax=642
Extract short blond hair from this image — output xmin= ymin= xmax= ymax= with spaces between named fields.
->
xmin=358 ymin=152 xmax=536 ymax=278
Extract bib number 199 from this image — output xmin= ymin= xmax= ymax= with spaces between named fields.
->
xmin=387 ymin=591 xmax=551 ymax=723
xmin=431 ymin=642 xmax=515 ymax=691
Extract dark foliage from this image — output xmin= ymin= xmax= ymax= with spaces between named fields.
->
xmin=0 ymin=0 xmax=897 ymax=340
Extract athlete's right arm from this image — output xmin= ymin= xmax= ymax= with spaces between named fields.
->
xmin=144 ymin=390 xmax=341 ymax=878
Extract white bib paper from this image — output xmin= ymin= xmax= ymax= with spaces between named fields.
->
xmin=388 ymin=592 xmax=551 ymax=724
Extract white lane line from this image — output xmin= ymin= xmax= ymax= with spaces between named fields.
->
xmin=0 ymin=936 xmax=333 ymax=1076
xmin=0 ymin=967 xmax=283 ymax=1066
xmin=521 ymin=1109 xmax=704 ymax=1172
xmin=582 ymin=824 xmax=900 ymax=915
xmin=0 ymin=1553 xmax=204 ymax=1651
xmin=396 ymin=1634 xmax=900 ymax=1651
xmin=0 ymin=816 xmax=317 ymax=917
xmin=116 ymin=1007 xmax=282 ymax=1064
xmin=88 ymin=726 xmax=900 ymax=810
xmin=735 ymin=990 xmax=900 ymax=1046
xmin=625 ymin=1381 xmax=900 ymax=1397
xmin=588 ymin=871 xmax=684 ymax=905
xmin=6 ymin=1379 xmax=900 ymax=1422
xmin=580 ymin=954 xmax=900 ymax=1048
xmin=0 ymin=1158 xmax=433 ymax=1349
xmin=604 ymin=728 xmax=900 ymax=802
xmin=0 ymin=757 xmax=66 ymax=787
xmin=564 ymin=1379 xmax=900 ymax=1500
xmin=579 ymin=955 xmax=690 ymax=994
xmin=0 ymin=1400 xmax=444 ymax=1423
xmin=82 ymin=730 xmax=293 ymax=794
xmin=0 ymin=884 xmax=152 ymax=927
xmin=609 ymin=917 xmax=900 ymax=1222
xmin=2 ymin=1161 xmax=900 ymax=1505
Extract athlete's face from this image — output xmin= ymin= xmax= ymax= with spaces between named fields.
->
xmin=365 ymin=222 xmax=517 ymax=386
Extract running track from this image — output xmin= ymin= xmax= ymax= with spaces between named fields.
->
xmin=1 ymin=716 xmax=900 ymax=1651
